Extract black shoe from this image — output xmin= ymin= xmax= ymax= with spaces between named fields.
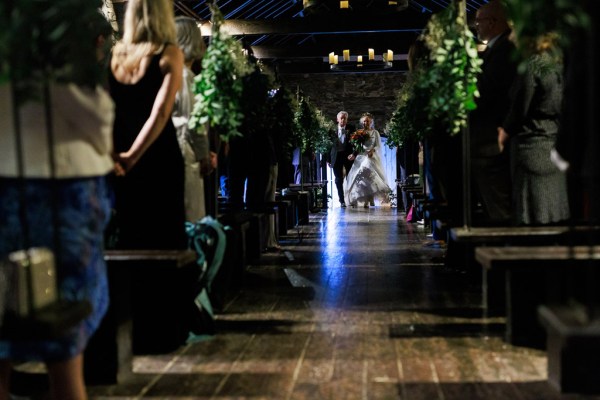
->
xmin=340 ymin=203 xmax=346 ymax=208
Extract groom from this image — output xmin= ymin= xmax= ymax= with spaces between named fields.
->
xmin=328 ymin=111 xmax=355 ymax=207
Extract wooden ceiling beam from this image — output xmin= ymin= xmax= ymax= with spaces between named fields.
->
xmin=198 ymin=14 xmax=429 ymax=36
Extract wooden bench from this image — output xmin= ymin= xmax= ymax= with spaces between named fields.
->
xmin=474 ymin=245 xmax=600 ymax=348
xmin=282 ymin=191 xmax=310 ymax=225
xmin=289 ymin=182 xmax=327 ymax=211
xmin=219 ymin=209 xmax=266 ymax=263
xmin=538 ymin=304 xmax=600 ymax=394
xmin=449 ymin=225 xmax=600 ymax=315
xmin=449 ymin=225 xmax=590 ymax=244
xmin=85 ymin=249 xmax=197 ymax=385
xmin=270 ymin=199 xmax=293 ymax=235
xmin=396 ymin=178 xmax=422 ymax=213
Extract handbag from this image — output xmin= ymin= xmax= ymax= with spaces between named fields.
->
xmin=0 ymin=82 xmax=92 ymax=340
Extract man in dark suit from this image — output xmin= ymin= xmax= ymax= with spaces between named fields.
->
xmin=329 ymin=111 xmax=355 ymax=207
xmin=469 ymin=0 xmax=517 ymax=224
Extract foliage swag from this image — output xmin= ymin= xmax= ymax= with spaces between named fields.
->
xmin=385 ymin=2 xmax=481 ymax=146
xmin=417 ymin=1 xmax=482 ymax=137
xmin=384 ymin=71 xmax=428 ymax=148
xmin=190 ymin=2 xmax=252 ymax=142
xmin=292 ymin=95 xmax=334 ymax=154
xmin=504 ymin=0 xmax=590 ymax=52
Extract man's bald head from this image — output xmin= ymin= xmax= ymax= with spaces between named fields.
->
xmin=475 ymin=0 xmax=510 ymax=42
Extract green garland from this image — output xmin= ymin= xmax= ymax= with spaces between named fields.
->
xmin=504 ymin=0 xmax=590 ymax=51
xmin=314 ymin=109 xmax=334 ymax=154
xmin=1 ymin=0 xmax=110 ymax=103
xmin=292 ymin=95 xmax=333 ymax=154
xmin=294 ymin=96 xmax=334 ymax=153
xmin=189 ymin=2 xmax=252 ymax=141
xmin=270 ymin=87 xmax=297 ymax=161
xmin=417 ymin=1 xmax=482 ymax=136
xmin=293 ymin=96 xmax=316 ymax=152
xmin=384 ymin=72 xmax=428 ymax=148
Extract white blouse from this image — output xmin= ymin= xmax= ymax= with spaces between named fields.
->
xmin=0 ymin=82 xmax=114 ymax=178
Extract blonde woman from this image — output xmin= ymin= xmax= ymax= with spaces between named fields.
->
xmin=109 ymin=0 xmax=187 ymax=249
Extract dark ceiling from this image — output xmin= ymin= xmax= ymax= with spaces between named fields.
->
xmin=172 ymin=0 xmax=487 ymax=74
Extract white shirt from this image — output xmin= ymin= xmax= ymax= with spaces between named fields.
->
xmin=0 ymin=82 xmax=115 ymax=178
xmin=338 ymin=125 xmax=346 ymax=143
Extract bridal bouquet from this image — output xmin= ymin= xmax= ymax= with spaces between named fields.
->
xmin=350 ymin=129 xmax=369 ymax=151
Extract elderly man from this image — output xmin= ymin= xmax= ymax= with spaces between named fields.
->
xmin=328 ymin=111 xmax=355 ymax=207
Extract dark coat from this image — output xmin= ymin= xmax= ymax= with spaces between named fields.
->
xmin=469 ymin=30 xmax=518 ymax=158
xmin=329 ymin=123 xmax=355 ymax=165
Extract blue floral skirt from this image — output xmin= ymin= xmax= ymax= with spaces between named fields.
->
xmin=0 ymin=176 xmax=111 ymax=362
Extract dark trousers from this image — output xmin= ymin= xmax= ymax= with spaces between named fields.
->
xmin=472 ymin=154 xmax=512 ymax=225
xmin=332 ymin=150 xmax=353 ymax=204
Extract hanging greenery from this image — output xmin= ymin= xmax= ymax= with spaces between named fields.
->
xmin=292 ymin=94 xmax=333 ymax=154
xmin=417 ymin=1 xmax=482 ymax=136
xmin=0 ymin=0 xmax=110 ymax=103
xmin=292 ymin=95 xmax=317 ymax=152
xmin=504 ymin=0 xmax=590 ymax=53
xmin=189 ymin=1 xmax=252 ymax=142
xmin=270 ymin=86 xmax=298 ymax=161
xmin=314 ymin=109 xmax=335 ymax=154
xmin=384 ymin=72 xmax=429 ymax=148
xmin=503 ymin=0 xmax=587 ymax=75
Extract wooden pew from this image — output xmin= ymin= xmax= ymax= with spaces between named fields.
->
xmin=281 ymin=190 xmax=310 ymax=225
xmin=218 ymin=209 xmax=265 ymax=262
xmin=449 ymin=225 xmax=600 ymax=315
xmin=84 ymin=249 xmax=196 ymax=385
xmin=289 ymin=182 xmax=327 ymax=211
xmin=474 ymin=245 xmax=600 ymax=348
xmin=538 ymin=304 xmax=600 ymax=394
xmin=270 ymin=199 xmax=293 ymax=235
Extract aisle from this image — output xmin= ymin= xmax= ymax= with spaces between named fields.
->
xmin=89 ymin=207 xmax=594 ymax=400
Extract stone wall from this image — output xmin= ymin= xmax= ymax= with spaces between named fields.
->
xmin=280 ymin=71 xmax=407 ymax=131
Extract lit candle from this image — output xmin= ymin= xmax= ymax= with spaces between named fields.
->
xmin=368 ymin=48 xmax=374 ymax=60
xmin=329 ymin=52 xmax=335 ymax=64
xmin=334 ymin=55 xmax=339 ymax=64
xmin=340 ymin=0 xmax=349 ymax=8
xmin=343 ymin=49 xmax=350 ymax=61
xmin=387 ymin=49 xmax=394 ymax=62
xmin=357 ymin=55 xmax=363 ymax=63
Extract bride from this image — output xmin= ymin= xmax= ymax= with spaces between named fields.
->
xmin=344 ymin=113 xmax=391 ymax=208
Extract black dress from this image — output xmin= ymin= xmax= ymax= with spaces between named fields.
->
xmin=109 ymin=47 xmax=186 ymax=249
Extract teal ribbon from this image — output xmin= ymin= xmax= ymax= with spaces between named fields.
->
xmin=185 ymin=216 xmax=230 ymax=343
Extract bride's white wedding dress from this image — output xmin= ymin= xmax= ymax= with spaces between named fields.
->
xmin=344 ymin=128 xmax=390 ymax=206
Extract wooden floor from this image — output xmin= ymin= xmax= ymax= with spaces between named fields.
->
xmin=86 ymin=206 xmax=600 ymax=400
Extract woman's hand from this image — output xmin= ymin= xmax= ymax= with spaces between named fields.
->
xmin=497 ymin=127 xmax=509 ymax=153
xmin=114 ymin=151 xmax=138 ymax=176
xmin=200 ymin=151 xmax=218 ymax=176
xmin=348 ymin=154 xmax=355 ymax=161
xmin=114 ymin=162 xmax=126 ymax=177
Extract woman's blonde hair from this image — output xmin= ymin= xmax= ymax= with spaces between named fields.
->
xmin=112 ymin=0 xmax=177 ymax=72
xmin=360 ymin=112 xmax=375 ymax=129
